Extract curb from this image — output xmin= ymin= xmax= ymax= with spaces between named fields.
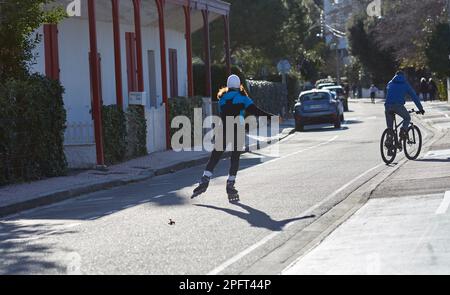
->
xmin=243 ymin=118 xmax=441 ymax=275
xmin=0 ymin=128 xmax=295 ymax=218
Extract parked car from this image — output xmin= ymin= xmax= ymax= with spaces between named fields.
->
xmin=294 ymin=90 xmax=344 ymax=132
xmin=323 ymin=85 xmax=349 ymax=112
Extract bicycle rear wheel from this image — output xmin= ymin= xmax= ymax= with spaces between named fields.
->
xmin=381 ymin=129 xmax=397 ymax=164
xmin=404 ymin=125 xmax=422 ymax=160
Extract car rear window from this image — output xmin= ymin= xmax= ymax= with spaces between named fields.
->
xmin=300 ymin=93 xmax=330 ymax=102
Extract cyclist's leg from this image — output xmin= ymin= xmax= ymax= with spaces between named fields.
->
xmin=385 ymin=105 xmax=395 ymax=130
xmin=395 ymin=105 xmax=411 ymax=131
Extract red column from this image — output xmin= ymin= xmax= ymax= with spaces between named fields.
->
xmin=87 ymin=0 xmax=105 ymax=166
xmin=44 ymin=24 xmax=60 ymax=80
xmin=112 ymin=0 xmax=124 ymax=109
xmin=132 ymin=0 xmax=145 ymax=92
xmin=183 ymin=3 xmax=194 ymax=97
xmin=156 ymin=0 xmax=170 ymax=150
xmin=223 ymin=14 xmax=231 ymax=76
xmin=202 ymin=9 xmax=212 ymax=97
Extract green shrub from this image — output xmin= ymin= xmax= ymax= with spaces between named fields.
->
xmin=193 ymin=64 xmax=248 ymax=98
xmin=101 ymin=105 xmax=148 ymax=164
xmin=265 ymin=73 xmax=302 ymax=112
xmin=126 ymin=105 xmax=147 ymax=158
xmin=437 ymin=79 xmax=448 ymax=101
xmin=168 ymin=96 xmax=204 ymax=144
xmin=247 ymin=80 xmax=288 ymax=116
xmin=102 ymin=105 xmax=127 ymax=165
xmin=0 ymin=74 xmax=67 ymax=186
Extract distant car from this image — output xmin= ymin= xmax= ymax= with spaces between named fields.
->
xmin=317 ymin=83 xmax=336 ymax=90
xmin=293 ymin=90 xmax=345 ymax=132
xmin=323 ymin=85 xmax=349 ymax=112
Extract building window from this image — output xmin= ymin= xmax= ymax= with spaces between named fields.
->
xmin=169 ymin=49 xmax=178 ymax=98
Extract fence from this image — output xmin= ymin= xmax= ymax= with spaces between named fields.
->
xmin=64 ymin=121 xmax=95 ymax=146
xmin=146 ymin=104 xmax=167 ymax=153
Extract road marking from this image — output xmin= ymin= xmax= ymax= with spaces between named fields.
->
xmin=208 ymin=162 xmax=383 ymax=275
xmin=436 ymin=191 xmax=450 ymax=215
xmin=154 ymin=195 xmax=166 ymax=199
xmin=255 ymin=136 xmax=339 ymax=169
xmin=80 ymin=197 xmax=114 ymax=202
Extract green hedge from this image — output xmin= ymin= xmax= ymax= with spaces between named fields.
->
xmin=193 ymin=64 xmax=248 ymax=98
xmin=102 ymin=105 xmax=127 ymax=165
xmin=437 ymin=79 xmax=448 ymax=101
xmin=0 ymin=74 xmax=67 ymax=186
xmin=126 ymin=105 xmax=147 ymax=159
xmin=168 ymin=96 xmax=204 ymax=144
xmin=266 ymin=73 xmax=302 ymax=112
xmin=101 ymin=105 xmax=148 ymax=165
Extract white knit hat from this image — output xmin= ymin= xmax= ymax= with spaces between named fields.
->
xmin=227 ymin=74 xmax=241 ymax=89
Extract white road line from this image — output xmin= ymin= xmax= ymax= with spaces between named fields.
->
xmin=256 ymin=136 xmax=339 ymax=169
xmin=154 ymin=195 xmax=166 ymax=199
xmin=208 ymin=162 xmax=383 ymax=275
xmin=436 ymin=191 xmax=450 ymax=215
xmin=80 ymin=197 xmax=114 ymax=202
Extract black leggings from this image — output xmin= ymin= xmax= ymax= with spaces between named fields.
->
xmin=205 ymin=150 xmax=242 ymax=177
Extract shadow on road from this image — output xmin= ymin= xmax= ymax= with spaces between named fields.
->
xmin=415 ymin=159 xmax=450 ymax=163
xmin=300 ymin=126 xmax=349 ymax=133
xmin=0 ymin=221 xmax=73 ymax=274
xmin=5 ymin=157 xmax=269 ymax=221
xmin=195 ymin=203 xmax=315 ymax=231
xmin=344 ymin=120 xmax=363 ymax=125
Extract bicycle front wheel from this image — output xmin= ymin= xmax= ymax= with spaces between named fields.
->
xmin=404 ymin=125 xmax=422 ymax=160
xmin=381 ymin=129 xmax=397 ymax=164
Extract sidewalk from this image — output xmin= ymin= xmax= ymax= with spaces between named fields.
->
xmin=0 ymin=121 xmax=295 ymax=218
xmin=283 ymin=103 xmax=450 ymax=275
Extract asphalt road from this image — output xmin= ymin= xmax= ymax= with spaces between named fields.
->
xmin=0 ymin=103 xmax=393 ymax=275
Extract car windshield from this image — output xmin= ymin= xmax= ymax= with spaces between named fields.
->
xmin=300 ymin=92 xmax=329 ymax=102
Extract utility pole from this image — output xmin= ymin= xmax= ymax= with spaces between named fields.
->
xmin=336 ymin=45 xmax=341 ymax=85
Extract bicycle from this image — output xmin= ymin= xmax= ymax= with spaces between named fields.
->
xmin=380 ymin=109 xmax=423 ymax=165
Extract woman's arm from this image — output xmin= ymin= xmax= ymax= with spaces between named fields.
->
xmin=246 ymin=104 xmax=275 ymax=118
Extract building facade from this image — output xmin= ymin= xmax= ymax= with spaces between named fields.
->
xmin=30 ymin=0 xmax=231 ymax=168
xmin=323 ymin=0 xmax=365 ymax=64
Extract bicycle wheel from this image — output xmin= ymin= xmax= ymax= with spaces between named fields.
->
xmin=381 ymin=129 xmax=397 ymax=164
xmin=404 ymin=125 xmax=422 ymax=160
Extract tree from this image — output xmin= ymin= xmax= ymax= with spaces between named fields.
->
xmin=0 ymin=0 xmax=64 ymax=81
xmin=426 ymin=23 xmax=450 ymax=78
xmin=347 ymin=15 xmax=398 ymax=85
xmin=192 ymin=0 xmax=285 ymax=64
xmin=372 ymin=0 xmax=447 ymax=68
xmin=192 ymin=0 xmax=326 ymax=79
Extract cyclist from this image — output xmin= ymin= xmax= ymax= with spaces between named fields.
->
xmin=369 ymin=84 xmax=378 ymax=104
xmin=385 ymin=71 xmax=425 ymax=154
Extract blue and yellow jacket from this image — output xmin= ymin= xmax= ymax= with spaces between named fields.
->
xmin=218 ymin=90 xmax=273 ymax=120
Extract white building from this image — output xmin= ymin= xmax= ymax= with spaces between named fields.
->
xmin=323 ymin=0 xmax=364 ymax=64
xmin=30 ymin=0 xmax=231 ymax=168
